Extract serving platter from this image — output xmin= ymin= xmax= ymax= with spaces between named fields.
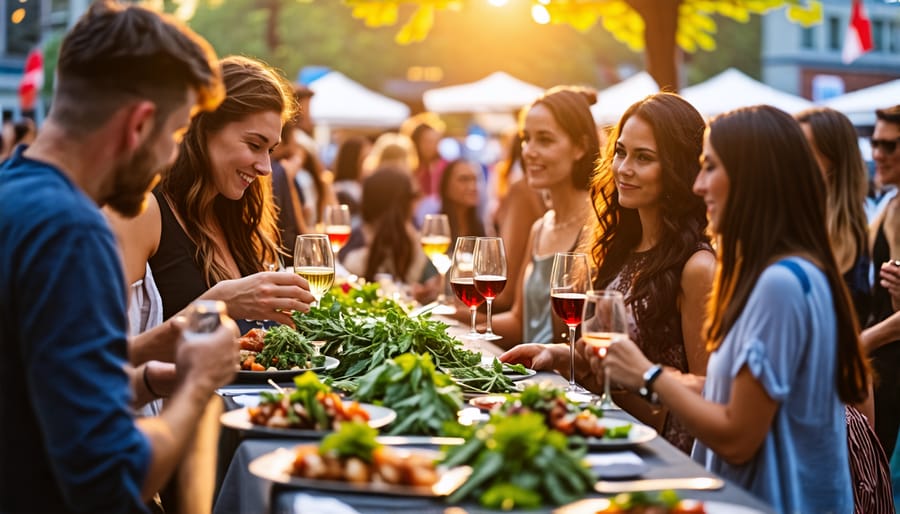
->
xmin=582 ymin=418 xmax=657 ymax=450
xmin=248 ymin=446 xmax=471 ymax=497
xmin=555 ymin=498 xmax=761 ymax=514
xmin=220 ymin=403 xmax=395 ymax=438
xmin=235 ymin=356 xmax=340 ymax=384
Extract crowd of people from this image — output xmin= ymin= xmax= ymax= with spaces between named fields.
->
xmin=2 ymin=1 xmax=900 ymax=513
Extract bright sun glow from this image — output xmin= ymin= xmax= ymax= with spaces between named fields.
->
xmin=531 ymin=5 xmax=550 ymax=24
xmin=487 ymin=0 xmax=508 ymax=6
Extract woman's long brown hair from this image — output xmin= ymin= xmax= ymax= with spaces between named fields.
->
xmin=705 ymin=105 xmax=868 ymax=404
xmin=160 ymin=55 xmax=295 ymax=286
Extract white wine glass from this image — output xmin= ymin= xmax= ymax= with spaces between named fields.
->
xmin=421 ymin=213 xmax=455 ymax=315
xmin=323 ymin=204 xmax=352 ymax=254
xmin=294 ymin=234 xmax=334 ymax=307
xmin=550 ymin=252 xmax=591 ymax=394
xmin=449 ymin=236 xmax=484 ymax=340
xmin=472 ymin=237 xmax=506 ymax=342
xmin=581 ymin=290 xmax=627 ymax=410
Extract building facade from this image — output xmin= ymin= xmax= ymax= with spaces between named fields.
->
xmin=762 ymin=0 xmax=900 ymax=103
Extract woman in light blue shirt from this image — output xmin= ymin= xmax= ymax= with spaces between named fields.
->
xmin=602 ymin=105 xmax=869 ymax=513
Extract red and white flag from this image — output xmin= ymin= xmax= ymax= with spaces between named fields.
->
xmin=842 ymin=0 xmax=874 ymax=64
xmin=18 ymin=47 xmax=43 ymax=111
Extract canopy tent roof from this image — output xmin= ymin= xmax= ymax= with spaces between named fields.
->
xmin=308 ymin=71 xmax=410 ymax=128
xmin=422 ymin=71 xmax=544 ymax=114
xmin=823 ymin=79 xmax=900 ymax=126
xmin=591 ymin=71 xmax=659 ymax=126
xmin=681 ymin=68 xmax=813 ymax=118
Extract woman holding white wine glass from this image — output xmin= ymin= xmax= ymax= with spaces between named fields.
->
xmin=549 ymin=252 xmax=591 ymax=394
xmin=580 ymin=290 xmax=628 ymax=409
xmin=294 ymin=234 xmax=335 ymax=306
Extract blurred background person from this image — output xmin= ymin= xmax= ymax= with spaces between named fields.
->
xmin=439 ymin=158 xmax=486 ymax=242
xmin=292 ymin=126 xmax=337 ymax=229
xmin=403 ymin=113 xmax=447 ymax=227
xmin=362 ymin=131 xmax=417 ymax=178
xmin=332 ymin=134 xmax=372 ymax=226
xmin=270 ymin=115 xmax=309 ymax=260
xmin=340 ymin=166 xmax=438 ymax=301
xmin=489 ymin=130 xmax=547 ymax=313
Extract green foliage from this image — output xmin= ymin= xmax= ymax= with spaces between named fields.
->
xmin=350 ymin=353 xmax=464 ymax=436
xmin=319 ymin=420 xmax=381 ymax=462
xmin=441 ymin=412 xmax=596 ymax=508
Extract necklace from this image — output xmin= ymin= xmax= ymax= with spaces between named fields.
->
xmin=547 ymin=210 xmax=588 ymax=230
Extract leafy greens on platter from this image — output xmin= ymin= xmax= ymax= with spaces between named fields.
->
xmin=441 ymin=412 xmax=596 ymax=509
xmin=347 ymin=353 xmax=463 ymax=436
xmin=291 ymin=298 xmax=517 ymax=395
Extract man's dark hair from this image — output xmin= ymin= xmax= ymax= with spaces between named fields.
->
xmin=876 ymin=105 xmax=900 ymax=125
xmin=50 ymin=0 xmax=222 ymax=133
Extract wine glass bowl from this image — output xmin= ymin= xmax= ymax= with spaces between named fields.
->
xmin=449 ymin=236 xmax=484 ymax=340
xmin=473 ymin=237 xmax=507 ymax=341
xmin=323 ymin=204 xmax=352 ymax=253
xmin=550 ymin=252 xmax=590 ymax=394
xmin=294 ymin=234 xmax=335 ymax=306
xmin=581 ymin=289 xmax=627 ymax=409
xmin=421 ymin=214 xmax=455 ymax=315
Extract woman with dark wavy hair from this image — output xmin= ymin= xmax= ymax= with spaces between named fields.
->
xmin=603 ymin=106 xmax=868 ymax=513
xmin=109 ymin=55 xmax=314 ymax=327
xmin=503 ymin=92 xmax=715 ymax=454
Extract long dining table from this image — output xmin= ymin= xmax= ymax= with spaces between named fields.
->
xmin=211 ymin=317 xmax=776 ymax=514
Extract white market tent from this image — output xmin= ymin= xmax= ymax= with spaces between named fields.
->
xmin=591 ymin=71 xmax=659 ymax=126
xmin=308 ymin=71 xmax=410 ymax=128
xmin=423 ymin=71 xmax=544 ymax=114
xmin=682 ymin=68 xmax=814 ymax=118
xmin=823 ymin=79 xmax=900 ymax=126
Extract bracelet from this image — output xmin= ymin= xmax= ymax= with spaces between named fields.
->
xmin=639 ymin=363 xmax=663 ymax=404
xmin=142 ymin=364 xmax=163 ymax=399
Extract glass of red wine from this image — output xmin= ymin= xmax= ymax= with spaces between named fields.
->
xmin=473 ymin=237 xmax=506 ymax=342
xmin=449 ymin=236 xmax=484 ymax=340
xmin=581 ymin=289 xmax=627 ymax=410
xmin=550 ymin=252 xmax=591 ymax=394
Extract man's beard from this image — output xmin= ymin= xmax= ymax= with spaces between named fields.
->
xmin=104 ymin=143 xmax=164 ymax=218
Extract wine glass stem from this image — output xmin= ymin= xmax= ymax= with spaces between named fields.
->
xmin=437 ymin=271 xmax=446 ymax=305
xmin=485 ymin=299 xmax=495 ymax=335
xmin=568 ymin=325 xmax=577 ymax=388
xmin=469 ymin=306 xmax=478 ymax=334
xmin=601 ymin=350 xmax=613 ymax=408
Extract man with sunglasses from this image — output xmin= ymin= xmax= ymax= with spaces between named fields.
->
xmin=869 ymin=105 xmax=900 ymax=462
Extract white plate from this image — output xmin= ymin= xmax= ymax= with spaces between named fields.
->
xmin=235 ymin=356 xmax=340 ymax=383
xmin=220 ymin=403 xmax=396 ymax=437
xmin=583 ymin=417 xmax=657 ymax=450
xmin=248 ymin=446 xmax=471 ymax=497
xmin=555 ymin=498 xmax=764 ymax=514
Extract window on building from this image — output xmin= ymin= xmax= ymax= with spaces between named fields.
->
xmin=828 ymin=16 xmax=842 ymax=51
xmin=801 ymin=26 xmax=815 ymax=49
xmin=891 ymin=21 xmax=900 ymax=54
xmin=873 ymin=20 xmax=884 ymax=52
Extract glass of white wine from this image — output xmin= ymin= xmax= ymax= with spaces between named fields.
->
xmin=581 ymin=289 xmax=627 ymax=410
xmin=294 ymin=234 xmax=334 ymax=307
xmin=421 ymin=213 xmax=455 ymax=315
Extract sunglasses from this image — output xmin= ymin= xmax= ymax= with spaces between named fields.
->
xmin=871 ymin=138 xmax=900 ymax=154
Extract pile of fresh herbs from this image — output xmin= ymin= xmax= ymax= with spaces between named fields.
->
xmin=291 ymin=300 xmax=517 ymax=394
xmin=441 ymin=411 xmax=596 ymax=509
xmin=346 ymin=353 xmax=463 ymax=436
xmin=256 ymin=325 xmax=324 ymax=370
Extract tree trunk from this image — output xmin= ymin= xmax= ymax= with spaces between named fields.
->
xmin=626 ymin=0 xmax=682 ymax=92
xmin=261 ymin=0 xmax=281 ymax=52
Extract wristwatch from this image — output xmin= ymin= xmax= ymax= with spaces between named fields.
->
xmin=639 ymin=363 xmax=663 ymax=403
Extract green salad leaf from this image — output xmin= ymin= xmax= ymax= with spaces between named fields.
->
xmin=350 ymin=353 xmax=464 ymax=436
xmin=256 ymin=325 xmax=316 ymax=370
xmin=318 ymin=420 xmax=381 ymax=463
xmin=441 ymin=412 xmax=596 ymax=508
